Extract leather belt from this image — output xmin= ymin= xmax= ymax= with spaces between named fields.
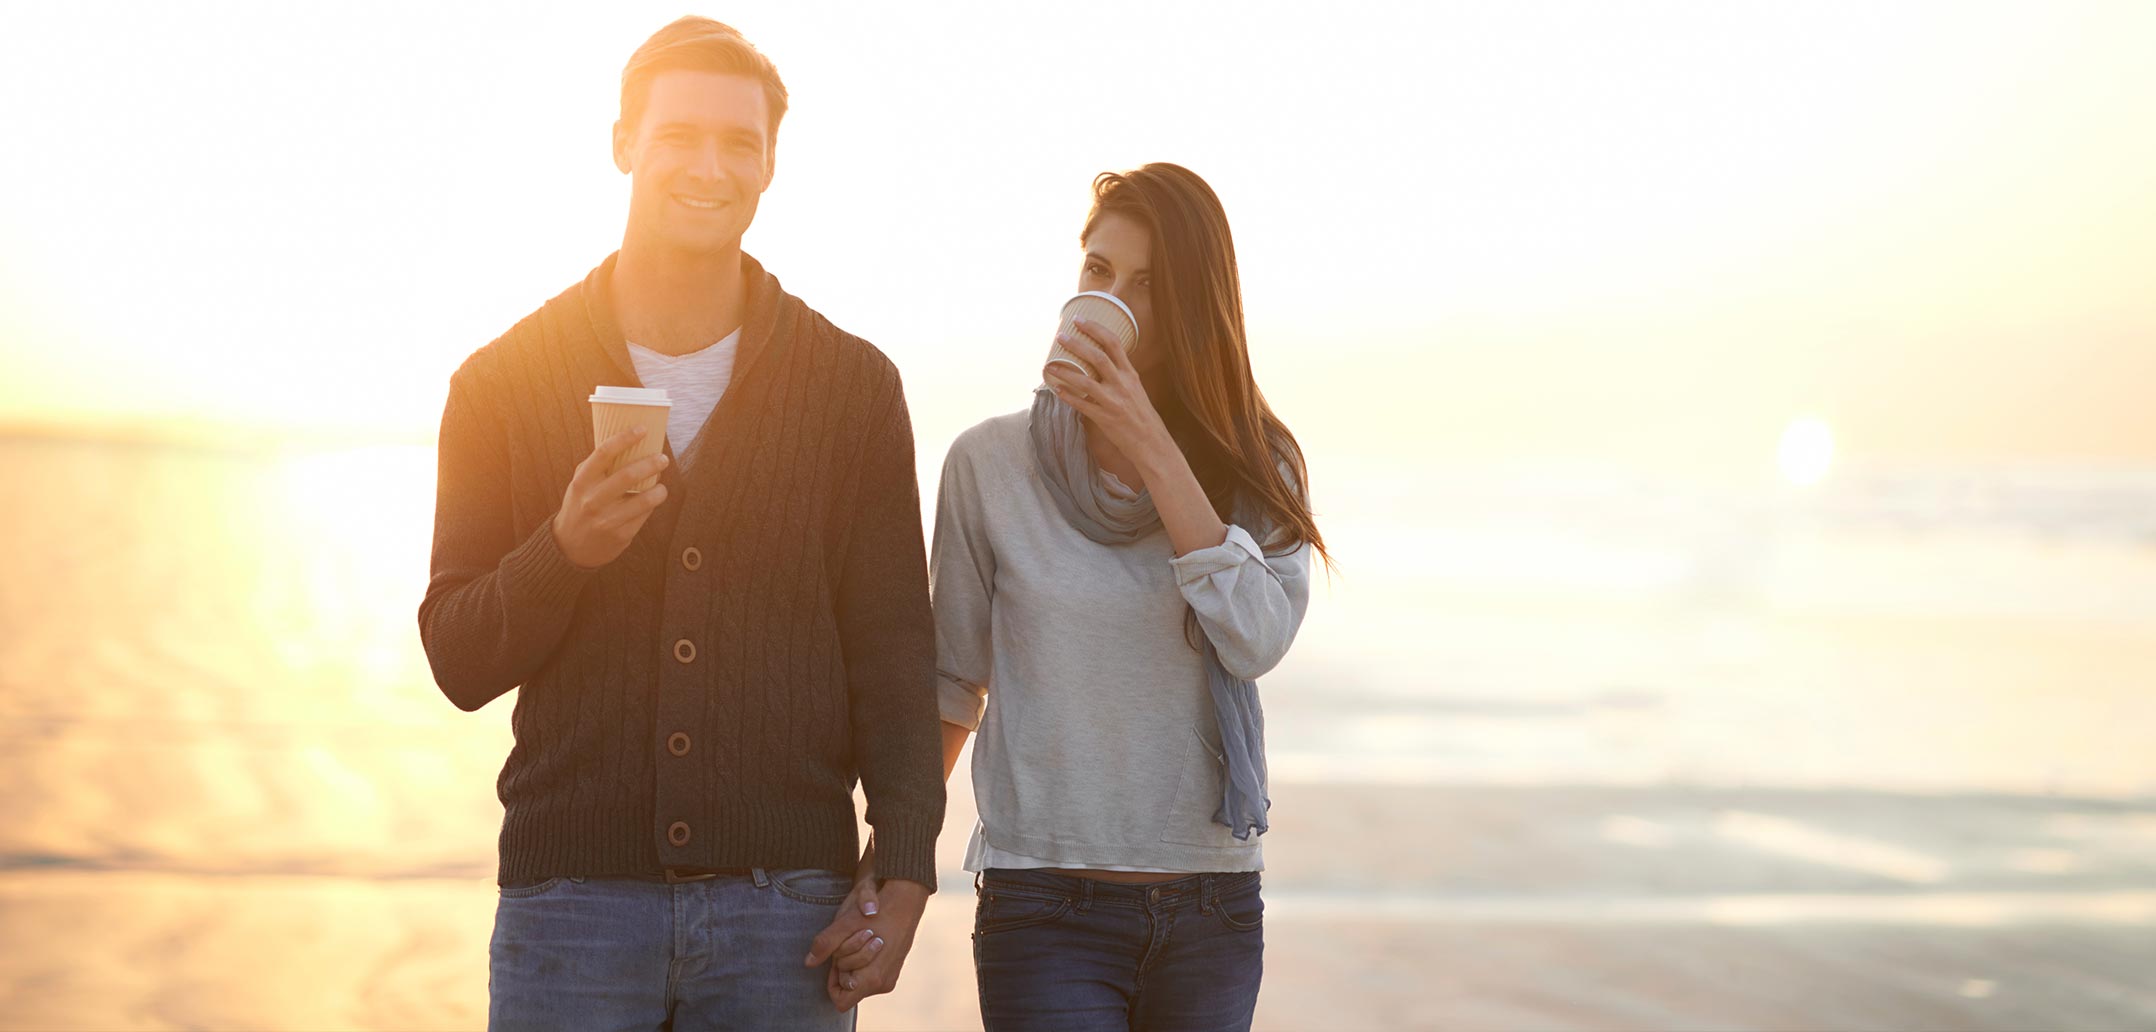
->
xmin=663 ymin=867 xmax=751 ymax=884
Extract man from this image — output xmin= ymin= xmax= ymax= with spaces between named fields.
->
xmin=417 ymin=17 xmax=941 ymax=1029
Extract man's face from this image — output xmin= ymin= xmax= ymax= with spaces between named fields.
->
xmin=613 ymin=70 xmax=775 ymax=256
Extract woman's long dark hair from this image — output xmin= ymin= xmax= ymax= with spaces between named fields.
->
xmin=1084 ymin=163 xmax=1331 ymax=569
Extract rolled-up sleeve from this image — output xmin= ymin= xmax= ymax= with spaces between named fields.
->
xmin=930 ymin=434 xmax=996 ymax=730
xmin=1168 ymin=523 xmax=1312 ymax=681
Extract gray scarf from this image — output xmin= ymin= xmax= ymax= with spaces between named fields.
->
xmin=1029 ymin=386 xmax=1270 ymax=840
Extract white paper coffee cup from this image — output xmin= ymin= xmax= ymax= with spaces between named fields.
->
xmin=1045 ymin=291 xmax=1140 ymax=380
xmin=588 ymin=386 xmax=671 ymax=493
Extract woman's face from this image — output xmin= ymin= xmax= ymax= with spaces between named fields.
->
xmin=1077 ymin=213 xmax=1163 ymax=374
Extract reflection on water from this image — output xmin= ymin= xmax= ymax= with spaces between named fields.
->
xmin=1709 ymin=811 xmax=1951 ymax=884
xmin=1265 ymin=889 xmax=2156 ymax=927
xmin=0 ymin=436 xmax=504 ymax=879
xmin=4 ymin=432 xmax=2156 ymax=1030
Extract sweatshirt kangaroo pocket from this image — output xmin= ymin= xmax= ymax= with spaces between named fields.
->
xmin=1159 ymin=726 xmax=1241 ymax=848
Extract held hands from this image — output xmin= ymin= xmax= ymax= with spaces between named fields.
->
xmin=805 ymin=845 xmax=929 ymax=1011
xmin=550 ymin=427 xmax=670 ymax=569
xmin=1042 ymin=319 xmax=1173 ymax=462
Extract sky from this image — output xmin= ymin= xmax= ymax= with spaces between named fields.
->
xmin=1 ymin=0 xmax=2152 ymax=482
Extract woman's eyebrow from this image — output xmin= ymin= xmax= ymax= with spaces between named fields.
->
xmin=1084 ymin=251 xmax=1147 ymax=274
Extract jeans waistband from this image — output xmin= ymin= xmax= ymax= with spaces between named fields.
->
xmin=977 ymin=868 xmax=1260 ymax=912
xmin=503 ymin=867 xmax=756 ymax=889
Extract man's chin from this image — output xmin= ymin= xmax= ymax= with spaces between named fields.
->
xmin=647 ymin=223 xmax=747 ymax=259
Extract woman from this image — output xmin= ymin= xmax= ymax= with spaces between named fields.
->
xmin=931 ymin=162 xmax=1325 ymax=1030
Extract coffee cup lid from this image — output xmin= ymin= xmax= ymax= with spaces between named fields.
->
xmin=589 ymin=386 xmax=671 ymax=406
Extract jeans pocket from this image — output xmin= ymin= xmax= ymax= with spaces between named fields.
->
xmin=974 ymin=889 xmax=1073 ymax=936
xmin=498 ymin=876 xmax=569 ymax=900
xmin=1214 ymin=878 xmax=1264 ymax=932
xmin=769 ymin=868 xmax=853 ymax=906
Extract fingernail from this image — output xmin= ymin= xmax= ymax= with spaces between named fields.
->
xmin=862 ymin=901 xmax=878 ymax=916
xmin=634 ymin=426 xmax=647 ymax=435
xmin=869 ymin=937 xmax=884 ymax=952
xmin=804 ymin=953 xmax=817 ymax=965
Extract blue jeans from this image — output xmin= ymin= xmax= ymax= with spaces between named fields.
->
xmin=488 ymin=869 xmax=858 ymax=1032
xmin=972 ymin=868 xmax=1264 ymax=1032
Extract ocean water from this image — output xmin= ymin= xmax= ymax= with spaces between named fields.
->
xmin=4 ymin=431 xmax=2155 ymax=1030
xmin=5 ymin=431 xmax=2156 ymax=868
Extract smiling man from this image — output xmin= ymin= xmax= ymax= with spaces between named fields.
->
xmin=417 ymin=17 xmax=942 ymax=1030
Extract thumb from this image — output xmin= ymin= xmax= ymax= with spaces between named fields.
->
xmin=856 ymin=878 xmax=881 ymax=918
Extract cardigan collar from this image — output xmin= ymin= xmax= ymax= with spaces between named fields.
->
xmin=579 ymin=249 xmax=792 ymax=391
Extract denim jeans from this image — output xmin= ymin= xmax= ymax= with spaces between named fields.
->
xmin=488 ymin=869 xmax=858 ymax=1032
xmin=972 ymin=868 xmax=1264 ymax=1032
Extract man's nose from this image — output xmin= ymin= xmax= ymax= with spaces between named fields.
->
xmin=686 ymin=139 xmax=722 ymax=181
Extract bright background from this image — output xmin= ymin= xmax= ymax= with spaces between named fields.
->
xmin=3 ymin=3 xmax=2155 ymax=1030
xmin=4 ymin=1 xmax=2153 ymax=469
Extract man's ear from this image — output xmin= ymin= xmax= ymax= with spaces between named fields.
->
xmin=612 ymin=119 xmax=633 ymax=175
xmin=762 ymin=143 xmax=778 ymax=190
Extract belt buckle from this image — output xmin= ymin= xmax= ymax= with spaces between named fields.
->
xmin=664 ymin=867 xmax=721 ymax=884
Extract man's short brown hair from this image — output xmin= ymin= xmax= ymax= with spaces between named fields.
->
xmin=620 ymin=17 xmax=789 ymax=141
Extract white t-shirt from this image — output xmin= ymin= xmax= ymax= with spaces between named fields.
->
xmin=627 ymin=328 xmax=741 ymax=466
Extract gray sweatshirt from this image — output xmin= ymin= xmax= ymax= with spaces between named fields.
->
xmin=932 ymin=410 xmax=1313 ymax=872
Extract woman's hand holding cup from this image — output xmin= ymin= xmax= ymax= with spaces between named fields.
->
xmin=1044 ymin=319 xmax=1173 ymax=462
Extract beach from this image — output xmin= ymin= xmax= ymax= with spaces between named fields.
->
xmin=3 ymin=431 xmax=2155 ymax=1030
xmin=7 ymin=783 xmax=2156 ymax=1030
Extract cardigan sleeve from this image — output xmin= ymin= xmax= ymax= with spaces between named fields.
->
xmin=416 ymin=367 xmax=596 ymax=712
xmin=833 ymin=377 xmax=945 ymax=891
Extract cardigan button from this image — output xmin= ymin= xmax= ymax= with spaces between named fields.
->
xmin=673 ymin=638 xmax=697 ymax=664
xmin=667 ymin=732 xmax=691 ymax=757
xmin=682 ymin=546 xmax=702 ymax=571
xmin=667 ymin=821 xmax=692 ymax=847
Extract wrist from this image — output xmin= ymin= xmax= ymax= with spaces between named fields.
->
xmin=875 ymin=877 xmax=932 ymax=902
xmin=549 ymin=511 xmax=597 ymax=571
xmin=1131 ymin=429 xmax=1187 ymax=477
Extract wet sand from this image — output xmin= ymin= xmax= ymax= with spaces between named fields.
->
xmin=6 ymin=782 xmax=2156 ymax=1030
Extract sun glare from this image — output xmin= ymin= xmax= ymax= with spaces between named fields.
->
xmin=1778 ymin=417 xmax=1836 ymax=488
